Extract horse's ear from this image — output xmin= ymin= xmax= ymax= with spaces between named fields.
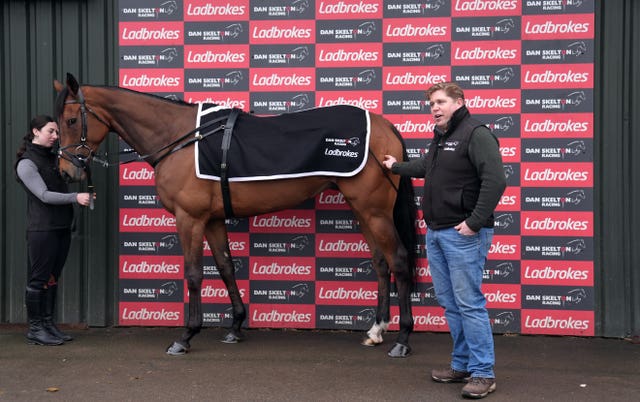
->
xmin=66 ymin=73 xmax=80 ymax=96
xmin=53 ymin=79 xmax=64 ymax=93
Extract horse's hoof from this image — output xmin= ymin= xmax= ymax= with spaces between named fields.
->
xmin=221 ymin=332 xmax=243 ymax=344
xmin=361 ymin=337 xmax=379 ymax=347
xmin=387 ymin=342 xmax=411 ymax=358
xmin=166 ymin=341 xmax=189 ymax=356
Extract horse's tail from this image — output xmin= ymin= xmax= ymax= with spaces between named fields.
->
xmin=390 ymin=125 xmax=418 ymax=284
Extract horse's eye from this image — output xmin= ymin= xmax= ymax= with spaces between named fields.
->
xmin=66 ymin=118 xmax=77 ymax=127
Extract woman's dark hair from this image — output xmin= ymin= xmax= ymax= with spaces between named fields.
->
xmin=15 ymin=115 xmax=56 ymax=160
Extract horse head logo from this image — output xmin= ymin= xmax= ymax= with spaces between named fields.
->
xmin=289 ymin=235 xmax=309 ymax=251
xmin=493 ymin=67 xmax=515 ymax=84
xmin=494 ymin=213 xmax=514 ymax=229
xmin=160 ymin=281 xmax=179 ymax=297
xmin=492 ymin=312 xmax=515 ymax=327
xmin=424 ymin=44 xmax=445 ymax=61
xmin=289 ymin=94 xmax=310 ymax=111
xmin=160 ymin=234 xmax=179 ymax=250
xmin=565 ymin=91 xmax=587 ymax=107
xmin=357 ymin=308 xmax=376 ymax=323
xmin=290 ymin=46 xmax=310 ymax=62
xmin=225 ymin=71 xmax=244 ymax=86
xmin=565 ymin=288 xmax=587 ymax=305
xmin=224 ymin=23 xmax=244 ymax=39
xmin=493 ymin=262 xmax=514 ymax=278
xmin=291 ymin=0 xmax=310 ymax=14
xmin=357 ymin=21 xmax=377 ymax=37
xmin=565 ymin=140 xmax=587 ymax=156
xmin=347 ymin=137 xmax=361 ymax=147
xmin=357 ymin=69 xmax=376 ymax=86
xmin=495 ymin=18 xmax=516 ymax=35
xmin=163 ymin=94 xmax=181 ymax=102
xmin=358 ymin=260 xmax=374 ymax=275
xmin=563 ymin=239 xmax=586 ymax=256
xmin=289 ymin=283 xmax=310 ymax=299
xmin=490 ymin=116 xmax=514 ymax=132
xmin=564 ymin=189 xmax=586 ymax=206
xmin=566 ymin=41 xmax=587 ymax=57
xmin=424 ymin=0 xmax=446 ymax=11
xmin=160 ymin=47 xmax=178 ymax=63
xmin=159 ymin=1 xmax=178 ymax=16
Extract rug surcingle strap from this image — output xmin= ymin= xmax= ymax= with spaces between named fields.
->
xmin=221 ymin=108 xmax=240 ymax=218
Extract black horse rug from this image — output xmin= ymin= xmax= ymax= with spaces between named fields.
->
xmin=194 ymin=104 xmax=370 ymax=182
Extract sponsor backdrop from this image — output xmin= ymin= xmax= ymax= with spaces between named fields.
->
xmin=117 ymin=0 xmax=595 ymax=336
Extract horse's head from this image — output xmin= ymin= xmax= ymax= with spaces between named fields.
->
xmin=54 ymin=73 xmax=110 ymax=182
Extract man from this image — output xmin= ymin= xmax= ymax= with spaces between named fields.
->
xmin=383 ymin=82 xmax=506 ymax=399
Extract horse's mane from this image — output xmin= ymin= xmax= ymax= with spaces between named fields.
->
xmin=54 ymin=83 xmax=193 ymax=119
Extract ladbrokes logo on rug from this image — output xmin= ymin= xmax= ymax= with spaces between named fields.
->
xmin=119 ymin=22 xmax=183 ymax=45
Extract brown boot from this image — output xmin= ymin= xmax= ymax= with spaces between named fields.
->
xmin=431 ymin=367 xmax=471 ymax=383
xmin=461 ymin=377 xmax=496 ymax=399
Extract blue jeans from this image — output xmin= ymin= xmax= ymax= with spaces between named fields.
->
xmin=427 ymin=227 xmax=495 ymax=378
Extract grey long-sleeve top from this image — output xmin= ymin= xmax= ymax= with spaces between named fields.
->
xmin=16 ymin=159 xmax=78 ymax=205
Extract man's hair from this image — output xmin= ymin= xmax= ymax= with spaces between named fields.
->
xmin=426 ymin=81 xmax=465 ymax=101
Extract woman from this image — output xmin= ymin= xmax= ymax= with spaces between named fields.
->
xmin=15 ymin=115 xmax=92 ymax=345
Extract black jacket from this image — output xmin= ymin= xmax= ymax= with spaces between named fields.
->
xmin=392 ymin=106 xmax=506 ymax=231
xmin=18 ymin=143 xmax=74 ymax=231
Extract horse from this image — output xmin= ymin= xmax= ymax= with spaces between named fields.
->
xmin=54 ymin=73 xmax=418 ymax=357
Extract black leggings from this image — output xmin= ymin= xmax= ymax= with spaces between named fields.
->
xmin=26 ymin=230 xmax=71 ymax=289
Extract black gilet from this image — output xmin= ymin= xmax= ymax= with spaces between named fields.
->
xmin=18 ymin=143 xmax=73 ymax=231
xmin=422 ymin=106 xmax=495 ymax=230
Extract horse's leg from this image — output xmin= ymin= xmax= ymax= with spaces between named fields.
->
xmin=361 ymin=247 xmax=391 ymax=346
xmin=350 ymin=205 xmax=414 ymax=358
xmin=204 ymin=219 xmax=246 ymax=343
xmin=166 ymin=213 xmax=205 ymax=356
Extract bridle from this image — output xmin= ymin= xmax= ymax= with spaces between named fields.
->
xmin=58 ymin=86 xmax=110 ymax=210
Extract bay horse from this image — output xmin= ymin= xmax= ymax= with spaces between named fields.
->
xmin=54 ymin=73 xmax=417 ymax=357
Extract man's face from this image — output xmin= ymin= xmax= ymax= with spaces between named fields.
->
xmin=428 ymin=89 xmax=464 ymax=131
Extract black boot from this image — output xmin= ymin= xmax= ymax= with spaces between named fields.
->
xmin=25 ymin=287 xmax=64 ymax=346
xmin=42 ymin=285 xmax=73 ymax=342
